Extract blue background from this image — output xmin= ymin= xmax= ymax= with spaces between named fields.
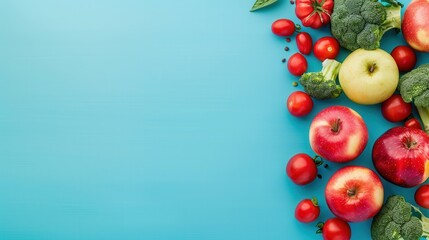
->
xmin=0 ymin=0 xmax=427 ymax=239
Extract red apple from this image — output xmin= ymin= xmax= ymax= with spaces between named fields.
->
xmin=325 ymin=166 xmax=384 ymax=222
xmin=372 ymin=126 xmax=429 ymax=188
xmin=309 ymin=105 xmax=368 ymax=162
xmin=402 ymin=0 xmax=429 ymax=52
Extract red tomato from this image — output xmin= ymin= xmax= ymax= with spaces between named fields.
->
xmin=390 ymin=45 xmax=417 ymax=72
xmin=287 ymin=91 xmax=313 ymax=117
xmin=286 ymin=153 xmax=318 ymax=185
xmin=313 ymin=37 xmax=340 ymax=61
xmin=415 ymin=184 xmax=429 ymax=209
xmin=321 ymin=218 xmax=351 ymax=240
xmin=287 ymin=53 xmax=308 ymax=76
xmin=295 ymin=0 xmax=333 ymax=29
xmin=295 ymin=198 xmax=320 ymax=223
xmin=271 ymin=19 xmax=296 ymax=37
xmin=405 ymin=118 xmax=423 ymax=130
xmin=381 ymin=94 xmax=412 ymax=122
xmin=296 ymin=32 xmax=313 ymax=55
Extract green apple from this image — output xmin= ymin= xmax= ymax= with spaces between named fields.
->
xmin=339 ymin=48 xmax=399 ymax=105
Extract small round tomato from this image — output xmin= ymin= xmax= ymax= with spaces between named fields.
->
xmin=296 ymin=32 xmax=313 ymax=55
xmin=286 ymin=153 xmax=318 ymax=185
xmin=271 ymin=19 xmax=296 ymax=37
xmin=415 ymin=185 xmax=429 ymax=209
xmin=313 ymin=37 xmax=340 ymax=61
xmin=390 ymin=45 xmax=417 ymax=72
xmin=381 ymin=94 xmax=412 ymax=122
xmin=320 ymin=218 xmax=351 ymax=240
xmin=405 ymin=117 xmax=423 ymax=130
xmin=295 ymin=198 xmax=320 ymax=223
xmin=287 ymin=53 xmax=308 ymax=76
xmin=287 ymin=91 xmax=313 ymax=117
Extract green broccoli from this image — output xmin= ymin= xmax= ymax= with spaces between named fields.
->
xmin=398 ymin=64 xmax=429 ymax=134
xmin=298 ymin=59 xmax=342 ymax=99
xmin=330 ymin=0 xmax=402 ymax=51
xmin=371 ymin=195 xmax=429 ymax=240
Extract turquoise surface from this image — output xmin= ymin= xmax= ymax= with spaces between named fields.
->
xmin=0 ymin=0 xmax=427 ymax=239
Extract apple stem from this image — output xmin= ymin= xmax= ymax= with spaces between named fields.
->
xmin=347 ymin=188 xmax=356 ymax=197
xmin=331 ymin=119 xmax=341 ymax=133
xmin=369 ymin=63 xmax=377 ymax=73
xmin=402 ymin=136 xmax=417 ymax=149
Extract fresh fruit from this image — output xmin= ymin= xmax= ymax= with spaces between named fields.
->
xmin=402 ymin=0 xmax=429 ymax=52
xmin=286 ymin=91 xmax=313 ymax=117
xmin=309 ymin=105 xmax=368 ymax=163
xmin=287 ymin=53 xmax=308 ymax=76
xmin=295 ymin=0 xmax=333 ymax=29
xmin=390 ymin=45 xmax=417 ymax=72
xmin=271 ymin=19 xmax=296 ymax=37
xmin=295 ymin=198 xmax=320 ymax=223
xmin=318 ymin=217 xmax=351 ymax=240
xmin=296 ymin=32 xmax=313 ymax=55
xmin=325 ymin=166 xmax=384 ymax=222
xmin=415 ymin=185 xmax=429 ymax=209
xmin=373 ymin=126 xmax=429 ymax=188
xmin=286 ymin=153 xmax=321 ymax=185
xmin=339 ymin=48 xmax=399 ymax=105
xmin=405 ymin=117 xmax=423 ymax=130
xmin=313 ymin=36 xmax=340 ymax=61
xmin=381 ymin=94 xmax=412 ymax=122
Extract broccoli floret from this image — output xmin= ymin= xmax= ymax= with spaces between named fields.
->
xmin=331 ymin=0 xmax=402 ymax=51
xmin=298 ymin=59 xmax=342 ymax=99
xmin=398 ymin=64 xmax=429 ymax=134
xmin=371 ymin=195 xmax=429 ymax=240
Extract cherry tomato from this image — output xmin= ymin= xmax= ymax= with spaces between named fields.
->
xmin=295 ymin=198 xmax=320 ymax=223
xmin=287 ymin=53 xmax=308 ymax=76
xmin=321 ymin=218 xmax=351 ymax=240
xmin=415 ymin=185 xmax=429 ymax=209
xmin=286 ymin=153 xmax=318 ymax=185
xmin=296 ymin=32 xmax=313 ymax=55
xmin=287 ymin=91 xmax=313 ymax=117
xmin=313 ymin=37 xmax=340 ymax=61
xmin=390 ymin=45 xmax=417 ymax=72
xmin=405 ymin=117 xmax=423 ymax=130
xmin=271 ymin=19 xmax=296 ymax=37
xmin=381 ymin=94 xmax=412 ymax=122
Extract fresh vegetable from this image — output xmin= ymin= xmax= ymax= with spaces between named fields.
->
xmin=325 ymin=166 xmax=384 ymax=222
xmin=286 ymin=153 xmax=321 ymax=185
xmin=390 ymin=45 xmax=417 ymax=72
xmin=405 ymin=117 xmax=423 ymax=130
xmin=313 ymin=36 xmax=340 ymax=61
xmin=250 ymin=0 xmax=278 ymax=12
xmin=372 ymin=126 xmax=429 ymax=188
xmin=309 ymin=106 xmax=368 ymax=163
xmin=402 ymin=0 xmax=429 ymax=52
xmin=415 ymin=185 xmax=429 ymax=209
xmin=295 ymin=0 xmax=333 ymax=29
xmin=296 ymin=32 xmax=313 ymax=55
xmin=339 ymin=48 xmax=399 ymax=105
xmin=381 ymin=94 xmax=412 ymax=122
xmin=398 ymin=64 xmax=429 ymax=134
xmin=371 ymin=195 xmax=429 ymax=240
xmin=317 ymin=218 xmax=351 ymax=240
xmin=287 ymin=91 xmax=314 ymax=117
xmin=298 ymin=59 xmax=342 ymax=99
xmin=295 ymin=198 xmax=320 ymax=223
xmin=288 ymin=53 xmax=308 ymax=76
xmin=271 ymin=19 xmax=296 ymax=37
xmin=330 ymin=0 xmax=402 ymax=51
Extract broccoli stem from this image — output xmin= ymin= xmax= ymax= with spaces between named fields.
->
xmin=416 ymin=106 xmax=429 ymax=134
xmin=380 ymin=4 xmax=402 ymax=35
xmin=412 ymin=205 xmax=429 ymax=238
xmin=321 ymin=59 xmax=341 ymax=81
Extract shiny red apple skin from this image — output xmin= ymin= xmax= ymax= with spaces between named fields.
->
xmin=372 ymin=126 xmax=429 ymax=188
xmin=325 ymin=166 xmax=384 ymax=222
xmin=309 ymin=105 xmax=368 ymax=162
